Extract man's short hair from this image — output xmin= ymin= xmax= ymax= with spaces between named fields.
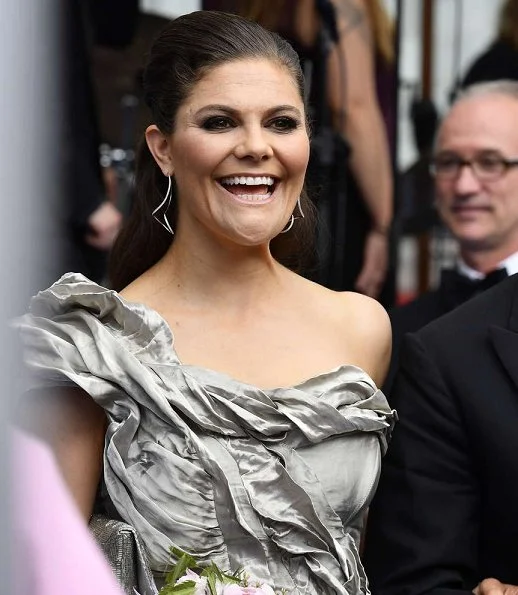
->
xmin=455 ymin=79 xmax=518 ymax=105
xmin=434 ymin=80 xmax=518 ymax=153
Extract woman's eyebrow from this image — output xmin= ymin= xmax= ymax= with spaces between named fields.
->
xmin=194 ymin=104 xmax=303 ymax=118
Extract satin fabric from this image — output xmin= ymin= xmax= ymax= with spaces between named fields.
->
xmin=17 ymin=273 xmax=396 ymax=594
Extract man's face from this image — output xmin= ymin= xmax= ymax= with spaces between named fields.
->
xmin=434 ymin=94 xmax=518 ymax=253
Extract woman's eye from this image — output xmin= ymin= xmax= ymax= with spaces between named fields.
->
xmin=201 ymin=116 xmax=235 ymax=131
xmin=269 ymin=116 xmax=298 ymax=132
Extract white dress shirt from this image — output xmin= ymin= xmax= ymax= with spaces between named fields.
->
xmin=457 ymin=250 xmax=518 ymax=280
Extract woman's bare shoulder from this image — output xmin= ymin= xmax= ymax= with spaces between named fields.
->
xmin=337 ymin=291 xmax=391 ymax=386
xmin=297 ymin=280 xmax=391 ymax=385
xmin=313 ymin=286 xmax=390 ymax=339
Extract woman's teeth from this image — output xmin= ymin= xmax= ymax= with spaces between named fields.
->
xmin=232 ymin=193 xmax=271 ymax=201
xmin=219 ymin=176 xmax=275 ymax=201
xmin=220 ymin=176 xmax=274 ymax=186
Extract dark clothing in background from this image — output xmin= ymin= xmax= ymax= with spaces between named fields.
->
xmin=364 ymin=273 xmax=518 ymax=594
xmin=397 ymin=156 xmax=438 ymax=237
xmin=462 ymin=40 xmax=518 ymax=87
xmin=201 ymin=0 xmax=235 ymax=10
xmin=299 ymin=0 xmax=396 ymax=302
xmin=57 ymin=1 xmax=138 ymax=286
xmin=88 ymin=0 xmax=139 ymax=48
xmin=384 ymin=267 xmax=508 ymax=395
xmin=375 ymin=54 xmax=397 ymax=159
xmin=62 ymin=2 xmax=106 ymax=282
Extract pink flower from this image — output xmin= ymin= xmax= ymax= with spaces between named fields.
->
xmin=176 ymin=569 xmax=208 ymax=595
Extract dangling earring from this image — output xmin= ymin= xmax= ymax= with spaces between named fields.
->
xmin=152 ymin=174 xmax=174 ymax=235
xmin=280 ymin=197 xmax=305 ymax=234
xmin=296 ymin=197 xmax=305 ymax=218
xmin=280 ymin=215 xmax=295 ymax=234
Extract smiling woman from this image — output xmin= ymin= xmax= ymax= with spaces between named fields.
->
xmin=143 ymin=58 xmax=310 ymax=251
xmin=16 ymin=10 xmax=395 ymax=595
xmin=110 ymin=12 xmax=316 ymax=288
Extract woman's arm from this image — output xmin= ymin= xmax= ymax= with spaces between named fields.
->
xmin=328 ymin=0 xmax=393 ymax=231
xmin=16 ymin=387 xmax=106 ymax=520
xmin=293 ymin=0 xmax=321 ymax=49
xmin=328 ymin=0 xmax=394 ymax=296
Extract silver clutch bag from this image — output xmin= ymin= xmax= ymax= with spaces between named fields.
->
xmin=89 ymin=514 xmax=158 ymax=595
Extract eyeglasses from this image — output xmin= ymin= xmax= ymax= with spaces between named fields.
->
xmin=430 ymin=153 xmax=518 ymax=181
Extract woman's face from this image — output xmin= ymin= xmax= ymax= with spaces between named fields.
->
xmin=151 ymin=58 xmax=309 ymax=248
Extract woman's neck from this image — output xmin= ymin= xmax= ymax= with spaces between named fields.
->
xmin=150 ymin=235 xmax=287 ymax=311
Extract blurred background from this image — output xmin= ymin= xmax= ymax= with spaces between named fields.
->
xmin=4 ymin=0 xmax=513 ymax=313
xmin=42 ymin=0 xmax=507 ymax=308
xmin=0 ymin=1 xmax=511 ymax=588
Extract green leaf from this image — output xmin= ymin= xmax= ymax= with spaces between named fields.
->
xmin=221 ymin=573 xmax=241 ymax=585
xmin=205 ymin=570 xmax=217 ymax=595
xmin=171 ymin=547 xmax=198 ymax=568
xmin=201 ymin=562 xmax=219 ymax=580
xmin=159 ymin=579 xmax=198 ymax=595
xmin=165 ymin=551 xmax=200 ymax=586
xmin=158 ymin=580 xmax=194 ymax=595
xmin=173 ymin=580 xmax=198 ymax=594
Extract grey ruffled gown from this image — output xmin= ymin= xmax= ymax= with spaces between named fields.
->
xmin=17 ymin=273 xmax=396 ymax=595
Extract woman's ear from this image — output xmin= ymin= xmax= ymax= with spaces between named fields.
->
xmin=145 ymin=125 xmax=174 ymax=176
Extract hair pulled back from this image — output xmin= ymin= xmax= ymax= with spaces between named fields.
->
xmin=109 ymin=10 xmax=316 ymax=291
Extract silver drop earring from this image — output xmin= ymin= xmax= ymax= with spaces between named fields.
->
xmin=280 ymin=215 xmax=295 ymax=234
xmin=297 ymin=197 xmax=305 ymax=218
xmin=280 ymin=197 xmax=305 ymax=234
xmin=152 ymin=175 xmax=174 ymax=235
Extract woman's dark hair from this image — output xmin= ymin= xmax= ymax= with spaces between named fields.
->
xmin=109 ymin=10 xmax=317 ymax=291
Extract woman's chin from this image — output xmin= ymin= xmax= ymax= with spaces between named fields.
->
xmin=221 ymin=220 xmax=287 ymax=246
xmin=233 ymin=231 xmax=278 ymax=247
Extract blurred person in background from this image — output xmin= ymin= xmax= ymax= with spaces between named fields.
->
xmin=396 ymin=96 xmax=440 ymax=238
xmin=52 ymin=1 xmax=138 ymax=290
xmin=384 ymin=80 xmax=518 ymax=394
xmin=460 ymin=0 xmax=518 ymax=88
xmin=205 ymin=0 xmax=396 ymax=303
xmin=9 ymin=3 xmax=133 ymax=593
xmin=14 ymin=430 xmax=126 ymax=595
xmin=363 ymin=270 xmax=518 ymax=594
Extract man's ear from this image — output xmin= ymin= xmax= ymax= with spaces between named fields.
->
xmin=145 ymin=125 xmax=174 ymax=176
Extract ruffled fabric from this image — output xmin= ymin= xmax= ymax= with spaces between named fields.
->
xmin=17 ymin=273 xmax=396 ymax=594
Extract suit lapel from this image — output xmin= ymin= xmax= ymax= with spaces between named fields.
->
xmin=489 ymin=275 xmax=518 ymax=391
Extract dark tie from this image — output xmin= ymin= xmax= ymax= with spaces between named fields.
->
xmin=440 ymin=267 xmax=508 ymax=307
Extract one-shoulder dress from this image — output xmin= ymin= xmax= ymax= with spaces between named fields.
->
xmin=17 ymin=273 xmax=396 ymax=595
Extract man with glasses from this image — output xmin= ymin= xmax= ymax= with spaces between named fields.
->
xmin=364 ymin=80 xmax=518 ymax=594
xmin=384 ymin=80 xmax=518 ymax=393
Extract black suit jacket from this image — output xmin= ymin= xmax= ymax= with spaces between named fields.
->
xmin=363 ymin=273 xmax=518 ymax=594
xmin=384 ymin=279 xmax=468 ymax=395
xmin=384 ymin=270 xmax=508 ymax=395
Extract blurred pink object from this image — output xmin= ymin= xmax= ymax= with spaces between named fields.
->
xmin=13 ymin=428 xmax=124 ymax=595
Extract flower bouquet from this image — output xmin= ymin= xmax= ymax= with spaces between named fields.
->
xmin=158 ymin=548 xmax=277 ymax=595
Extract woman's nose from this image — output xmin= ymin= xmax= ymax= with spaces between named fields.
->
xmin=233 ymin=126 xmax=274 ymax=161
